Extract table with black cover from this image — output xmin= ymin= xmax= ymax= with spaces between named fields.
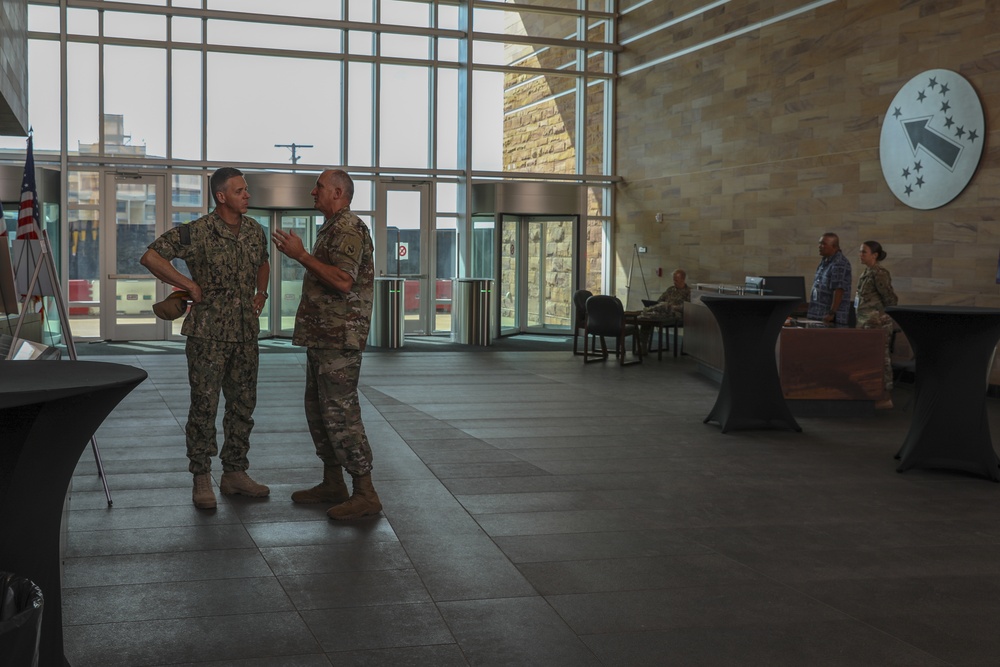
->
xmin=701 ymin=294 xmax=802 ymax=433
xmin=887 ymin=305 xmax=1000 ymax=480
xmin=0 ymin=360 xmax=147 ymax=666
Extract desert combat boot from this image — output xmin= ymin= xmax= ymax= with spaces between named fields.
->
xmin=291 ymin=465 xmax=350 ymax=504
xmin=192 ymin=473 xmax=217 ymax=509
xmin=219 ymin=470 xmax=270 ymax=497
xmin=327 ymin=474 xmax=382 ymax=520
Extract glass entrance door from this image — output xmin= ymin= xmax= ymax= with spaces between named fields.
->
xmin=497 ymin=214 xmax=578 ymax=336
xmin=377 ymin=182 xmax=433 ymax=335
xmin=499 ymin=215 xmax=519 ymax=334
xmin=252 ymin=209 xmax=322 ymax=337
xmin=102 ymin=174 xmax=165 ymax=341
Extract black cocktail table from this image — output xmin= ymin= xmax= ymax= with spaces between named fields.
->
xmin=701 ymin=294 xmax=802 ymax=433
xmin=0 ymin=360 xmax=147 ymax=666
xmin=888 ymin=305 xmax=1000 ymax=480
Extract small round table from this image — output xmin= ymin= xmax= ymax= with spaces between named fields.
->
xmin=701 ymin=294 xmax=802 ymax=433
xmin=0 ymin=360 xmax=148 ymax=666
xmin=887 ymin=305 xmax=1000 ymax=480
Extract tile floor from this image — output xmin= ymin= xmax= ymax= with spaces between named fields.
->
xmin=62 ymin=343 xmax=1000 ymax=666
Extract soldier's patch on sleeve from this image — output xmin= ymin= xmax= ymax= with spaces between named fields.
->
xmin=336 ymin=233 xmax=361 ymax=259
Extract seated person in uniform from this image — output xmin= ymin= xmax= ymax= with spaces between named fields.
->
xmin=639 ymin=268 xmax=690 ymax=353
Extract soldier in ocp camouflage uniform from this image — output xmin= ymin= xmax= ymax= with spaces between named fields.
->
xmin=140 ymin=167 xmax=272 ymax=509
xmin=855 ymin=240 xmax=899 ymax=409
xmin=639 ymin=268 xmax=690 ymax=354
xmin=272 ymin=169 xmax=382 ymax=520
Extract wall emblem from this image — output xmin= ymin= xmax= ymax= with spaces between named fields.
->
xmin=879 ymin=69 xmax=984 ymax=210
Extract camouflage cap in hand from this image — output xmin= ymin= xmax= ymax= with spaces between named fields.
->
xmin=152 ymin=290 xmax=191 ymax=320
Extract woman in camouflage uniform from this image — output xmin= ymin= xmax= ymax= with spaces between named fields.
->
xmin=855 ymin=240 xmax=898 ymax=409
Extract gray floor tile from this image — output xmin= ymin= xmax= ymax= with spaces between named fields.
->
xmin=55 ymin=347 xmax=1000 ymax=666
xmin=63 ymin=577 xmax=294 ymax=624
xmin=280 ymin=569 xmax=431 ymax=609
xmin=326 ymin=644 xmax=468 ymax=666
xmin=64 ymin=612 xmax=320 ymax=667
xmin=438 ymin=597 xmax=601 ymax=667
xmin=580 ymin=620 xmax=948 ymax=667
xmin=301 ymin=603 xmax=454 ymax=652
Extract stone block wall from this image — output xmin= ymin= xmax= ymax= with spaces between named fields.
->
xmin=616 ymin=0 xmax=1000 ymax=309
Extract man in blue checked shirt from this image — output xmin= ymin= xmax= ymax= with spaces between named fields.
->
xmin=807 ymin=232 xmax=853 ymax=326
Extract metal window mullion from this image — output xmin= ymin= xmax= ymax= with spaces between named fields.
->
xmin=97 ymin=5 xmax=104 ymax=158
xmin=428 ymin=1 xmax=437 ymax=173
xmin=165 ymin=10 xmax=172 ymax=161
xmin=200 ymin=10 xmax=207 ymax=164
xmin=471 ymin=30 xmax=617 ymax=53
xmin=473 ymin=0 xmax=615 ymax=22
xmin=457 ymin=0 xmax=471 ymax=280
xmin=574 ymin=9 xmax=586 ymax=178
xmin=58 ymin=0 xmax=70 ymax=294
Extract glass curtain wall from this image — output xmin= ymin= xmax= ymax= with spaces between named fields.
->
xmin=2 ymin=0 xmax=617 ymax=341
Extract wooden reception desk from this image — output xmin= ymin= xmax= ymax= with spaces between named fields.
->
xmin=687 ymin=290 xmax=885 ymax=415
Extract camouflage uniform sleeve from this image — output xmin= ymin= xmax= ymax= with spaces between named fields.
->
xmin=254 ymin=220 xmax=269 ymax=264
xmin=148 ymin=225 xmax=186 ymax=261
xmin=875 ymin=266 xmax=898 ymax=308
xmin=331 ymin=224 xmax=365 ymax=281
xmin=664 ymin=287 xmax=683 ymax=309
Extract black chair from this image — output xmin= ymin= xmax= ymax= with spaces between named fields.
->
xmin=572 ymin=289 xmax=594 ymax=356
xmin=583 ymin=295 xmax=641 ymax=366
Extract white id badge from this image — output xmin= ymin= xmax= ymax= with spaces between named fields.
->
xmin=854 ymin=295 xmax=860 ymax=310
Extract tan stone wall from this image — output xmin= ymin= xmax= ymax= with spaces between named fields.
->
xmin=616 ymin=0 xmax=1000 ymax=310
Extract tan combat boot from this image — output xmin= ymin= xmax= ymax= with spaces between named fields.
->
xmin=291 ymin=465 xmax=350 ymax=504
xmin=327 ymin=474 xmax=382 ymax=520
xmin=219 ymin=470 xmax=270 ymax=497
xmin=192 ymin=473 xmax=217 ymax=509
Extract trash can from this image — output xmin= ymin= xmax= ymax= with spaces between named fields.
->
xmin=453 ymin=278 xmax=493 ymax=346
xmin=368 ymin=277 xmax=405 ymax=348
xmin=0 ymin=573 xmax=43 ymax=667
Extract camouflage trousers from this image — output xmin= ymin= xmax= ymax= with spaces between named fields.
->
xmin=304 ymin=347 xmax=373 ymax=477
xmin=185 ymin=336 xmax=259 ymax=475
xmin=858 ymin=314 xmax=895 ymax=393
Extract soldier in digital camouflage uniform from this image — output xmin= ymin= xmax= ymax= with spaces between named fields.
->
xmin=855 ymin=240 xmax=899 ymax=410
xmin=272 ymin=169 xmax=381 ymax=520
xmin=140 ymin=167 xmax=271 ymax=509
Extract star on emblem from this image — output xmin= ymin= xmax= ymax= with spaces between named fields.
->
xmin=968 ymin=129 xmax=979 ymax=142
xmin=939 ymin=82 xmax=950 ymax=95
xmin=917 ymin=90 xmax=927 ymax=102
xmin=944 ymin=116 xmax=955 ymax=128
xmin=941 ymin=100 xmax=951 ymax=113
xmin=916 ymin=176 xmax=925 ymax=188
xmin=901 ymin=167 xmax=910 ymax=179
xmin=928 ymin=77 xmax=938 ymax=89
xmin=955 ymin=126 xmax=966 ymax=139
xmin=914 ymin=161 xmax=923 ymax=173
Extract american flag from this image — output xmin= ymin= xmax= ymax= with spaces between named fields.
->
xmin=17 ymin=134 xmax=43 ymax=312
xmin=17 ymin=134 xmax=40 ymax=240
